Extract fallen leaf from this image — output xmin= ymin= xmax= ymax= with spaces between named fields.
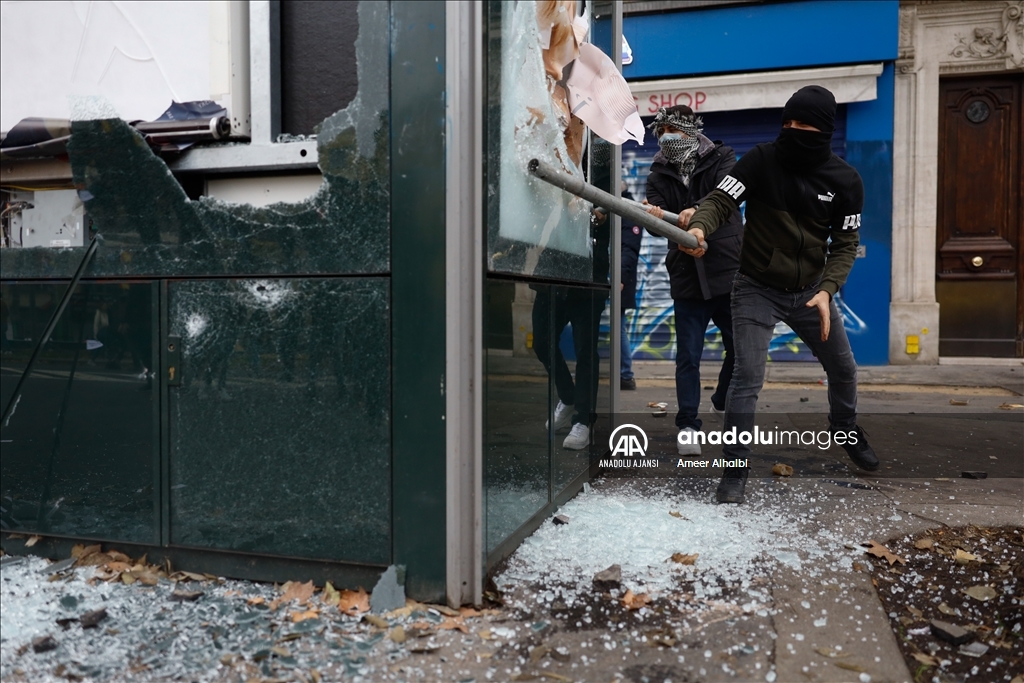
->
xmin=337 ymin=588 xmax=370 ymax=615
xmin=71 ymin=544 xmax=101 ymax=559
xmin=310 ymin=669 xmax=322 ymax=683
xmin=321 ymin=581 xmax=340 ymax=606
xmin=459 ymin=606 xmax=481 ymax=618
xmin=438 ymin=616 xmax=469 ymax=634
xmin=955 ymin=549 xmax=979 ymax=564
xmin=107 ymin=550 xmax=131 ymax=563
xmin=270 ymin=580 xmax=315 ymax=610
xmin=814 ymin=646 xmax=848 ymax=658
xmin=834 ymin=661 xmax=866 ymax=673
xmin=429 ymin=604 xmax=461 ymax=617
xmin=247 ymin=596 xmax=266 ymax=606
xmin=864 ymin=540 xmax=906 ymax=566
xmin=290 ymin=609 xmax=319 ymax=623
xmin=907 ymin=606 xmax=923 ymax=618
xmin=771 ymin=463 xmax=794 ymax=477
xmin=121 ymin=573 xmax=136 ymax=585
xmin=914 ymin=538 xmax=934 ymax=550
xmin=363 ymin=614 xmax=389 ymax=629
xmin=25 ymin=535 xmax=41 ymax=547
xmin=997 ymin=403 xmax=1023 ymax=410
xmin=77 ymin=552 xmax=114 ymax=568
xmin=105 ymin=561 xmax=133 ymax=573
xmin=477 ymin=629 xmax=492 ymax=640
xmin=948 ymin=399 xmax=969 ymax=406
xmin=669 ymin=511 xmax=683 ymax=518
xmin=389 ymin=626 xmax=407 ymax=644
xmin=937 ymin=602 xmax=957 ymax=615
xmin=963 ymin=585 xmax=997 ymax=601
xmin=621 ymin=590 xmax=651 ymax=610
xmin=670 ymin=553 xmax=698 ymax=565
xmin=529 ymin=645 xmax=550 ymax=663
xmin=912 ymin=652 xmax=938 ymax=666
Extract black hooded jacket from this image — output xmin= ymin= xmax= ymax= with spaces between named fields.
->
xmin=645 ymin=142 xmax=744 ymax=300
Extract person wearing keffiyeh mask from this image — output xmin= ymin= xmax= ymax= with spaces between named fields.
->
xmin=643 ymin=105 xmax=743 ymax=464
xmin=648 ymin=106 xmax=715 ymax=183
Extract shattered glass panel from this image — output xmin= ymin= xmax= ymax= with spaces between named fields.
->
xmin=484 ymin=281 xmax=550 ymax=554
xmin=0 ymin=282 xmax=157 ymax=542
xmin=552 ymin=285 xmax=608 ymax=492
xmin=486 ymin=0 xmax=614 ymax=284
xmin=167 ymin=277 xmax=389 ymax=564
xmin=0 ymin=1 xmax=389 ymax=279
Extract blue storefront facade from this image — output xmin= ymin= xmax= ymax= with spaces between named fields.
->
xmin=605 ymin=0 xmax=899 ymax=366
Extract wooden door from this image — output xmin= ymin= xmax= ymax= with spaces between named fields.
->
xmin=936 ymin=75 xmax=1023 ymax=357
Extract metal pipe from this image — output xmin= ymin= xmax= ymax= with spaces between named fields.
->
xmin=527 ymin=158 xmax=706 ymax=250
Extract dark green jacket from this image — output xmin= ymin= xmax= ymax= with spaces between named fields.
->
xmin=689 ymin=142 xmax=862 ymax=298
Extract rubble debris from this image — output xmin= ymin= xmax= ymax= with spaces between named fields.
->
xmin=370 ymin=565 xmax=406 ymax=613
xmin=592 ymin=564 xmax=621 ymax=590
xmin=929 ymin=619 xmax=974 ymax=645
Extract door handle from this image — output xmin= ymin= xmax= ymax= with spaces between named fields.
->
xmin=167 ymin=335 xmax=182 ymax=387
xmin=971 ymin=256 xmax=984 ymax=267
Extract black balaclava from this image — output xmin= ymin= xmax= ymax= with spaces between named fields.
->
xmin=775 ymin=85 xmax=836 ymax=171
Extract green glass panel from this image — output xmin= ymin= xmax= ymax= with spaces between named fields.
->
xmin=552 ymin=285 xmax=609 ymax=491
xmin=167 ymin=277 xmax=390 ymax=563
xmin=0 ymin=282 xmax=157 ymax=542
xmin=484 ymin=280 xmax=550 ymax=553
xmin=0 ymin=1 xmax=389 ymax=280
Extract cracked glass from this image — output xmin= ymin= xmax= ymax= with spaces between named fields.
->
xmin=167 ymin=277 xmax=390 ymax=563
xmin=0 ymin=281 xmax=158 ymax=543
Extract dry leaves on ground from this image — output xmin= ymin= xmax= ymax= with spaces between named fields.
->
xmin=337 ymin=587 xmax=370 ymax=615
xmin=954 ymin=549 xmax=980 ymax=564
xmin=669 ymin=552 xmax=698 ymax=565
xmin=270 ymin=580 xmax=315 ymax=610
xmin=864 ymin=540 xmax=906 ymax=566
xmin=621 ymin=589 xmax=651 ymax=610
xmin=771 ymin=463 xmax=794 ymax=477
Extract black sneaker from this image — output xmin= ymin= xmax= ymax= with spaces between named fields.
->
xmin=836 ymin=425 xmax=879 ymax=471
xmin=715 ymin=467 xmax=749 ymax=504
xmin=620 ymin=377 xmax=636 ymax=390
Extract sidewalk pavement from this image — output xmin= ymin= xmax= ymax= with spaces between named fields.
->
xmin=1 ymin=361 xmax=1020 ymax=683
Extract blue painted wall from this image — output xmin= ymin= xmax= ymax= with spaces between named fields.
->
xmin=617 ymin=0 xmax=899 ymax=80
xmin=841 ymin=62 xmax=894 ymax=365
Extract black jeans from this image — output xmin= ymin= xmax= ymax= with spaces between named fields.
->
xmin=723 ymin=273 xmax=858 ymax=460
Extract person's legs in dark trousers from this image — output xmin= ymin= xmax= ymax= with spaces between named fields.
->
xmin=673 ymin=297 xmax=715 ymax=431
xmin=782 ymin=291 xmax=858 ymax=428
xmin=532 ymin=287 xmax=575 ymax=409
xmin=620 ymin=313 xmax=634 ymax=382
xmin=722 ymin=276 xmax=783 ymax=461
xmin=782 ymin=289 xmax=877 ymax=470
xmin=707 ymin=294 xmax=735 ymax=413
xmin=716 ymin=275 xmax=782 ymax=502
xmin=566 ymin=288 xmax=603 ymax=427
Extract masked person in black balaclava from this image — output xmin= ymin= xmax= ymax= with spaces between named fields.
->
xmin=643 ymin=105 xmax=743 ymax=456
xmin=683 ymin=85 xmax=879 ymax=504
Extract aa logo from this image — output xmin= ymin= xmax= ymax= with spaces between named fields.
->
xmin=608 ymin=424 xmax=648 ymax=458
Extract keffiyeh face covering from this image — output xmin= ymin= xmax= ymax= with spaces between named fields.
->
xmin=650 ymin=107 xmax=704 ymax=178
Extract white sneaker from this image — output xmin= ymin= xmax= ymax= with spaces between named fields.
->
xmin=710 ymin=404 xmax=725 ymax=416
xmin=563 ymin=423 xmax=590 ymax=450
xmin=677 ymin=427 xmax=701 ymax=455
xmin=546 ymin=400 xmax=574 ymax=431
